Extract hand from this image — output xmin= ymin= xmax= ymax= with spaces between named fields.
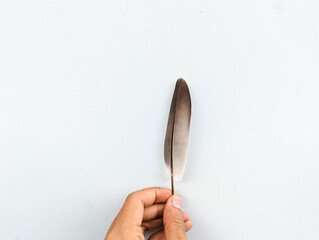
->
xmin=105 ymin=187 xmax=193 ymax=240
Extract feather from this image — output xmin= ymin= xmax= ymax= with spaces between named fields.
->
xmin=164 ymin=78 xmax=191 ymax=194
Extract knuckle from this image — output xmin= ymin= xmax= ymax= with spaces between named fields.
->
xmin=126 ymin=192 xmax=137 ymax=202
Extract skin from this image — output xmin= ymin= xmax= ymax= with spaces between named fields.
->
xmin=105 ymin=187 xmax=193 ymax=240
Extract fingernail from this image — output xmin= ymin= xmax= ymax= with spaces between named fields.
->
xmin=172 ymin=195 xmax=182 ymax=210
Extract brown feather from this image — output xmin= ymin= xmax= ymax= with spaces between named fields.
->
xmin=164 ymin=78 xmax=191 ymax=194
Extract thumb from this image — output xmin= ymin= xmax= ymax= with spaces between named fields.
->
xmin=163 ymin=195 xmax=186 ymax=240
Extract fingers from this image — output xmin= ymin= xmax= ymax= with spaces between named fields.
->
xmin=141 ymin=217 xmax=163 ymax=233
xmin=105 ymin=188 xmax=191 ymax=240
xmin=182 ymin=212 xmax=189 ymax=221
xmin=184 ymin=219 xmax=193 ymax=231
xmin=119 ymin=187 xmax=171 ymax=225
xmin=125 ymin=187 xmax=172 ymax=207
xmin=147 ymin=212 xmax=192 ymax=240
xmin=143 ymin=204 xmax=190 ymax=222
xmin=142 ymin=211 xmax=190 ymax=232
xmin=143 ymin=204 xmax=165 ymax=221
xmin=163 ymin=195 xmax=187 ymax=240
xmin=148 ymin=219 xmax=192 ymax=240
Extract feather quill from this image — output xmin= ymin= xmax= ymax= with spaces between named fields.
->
xmin=164 ymin=78 xmax=191 ymax=194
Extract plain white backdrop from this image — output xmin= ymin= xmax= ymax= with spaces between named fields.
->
xmin=1 ymin=1 xmax=319 ymax=239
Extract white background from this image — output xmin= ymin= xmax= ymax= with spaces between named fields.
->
xmin=1 ymin=1 xmax=319 ymax=239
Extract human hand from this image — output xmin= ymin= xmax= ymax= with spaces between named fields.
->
xmin=105 ymin=187 xmax=193 ymax=240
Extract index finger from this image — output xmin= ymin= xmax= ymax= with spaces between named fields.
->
xmin=126 ymin=187 xmax=172 ymax=207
